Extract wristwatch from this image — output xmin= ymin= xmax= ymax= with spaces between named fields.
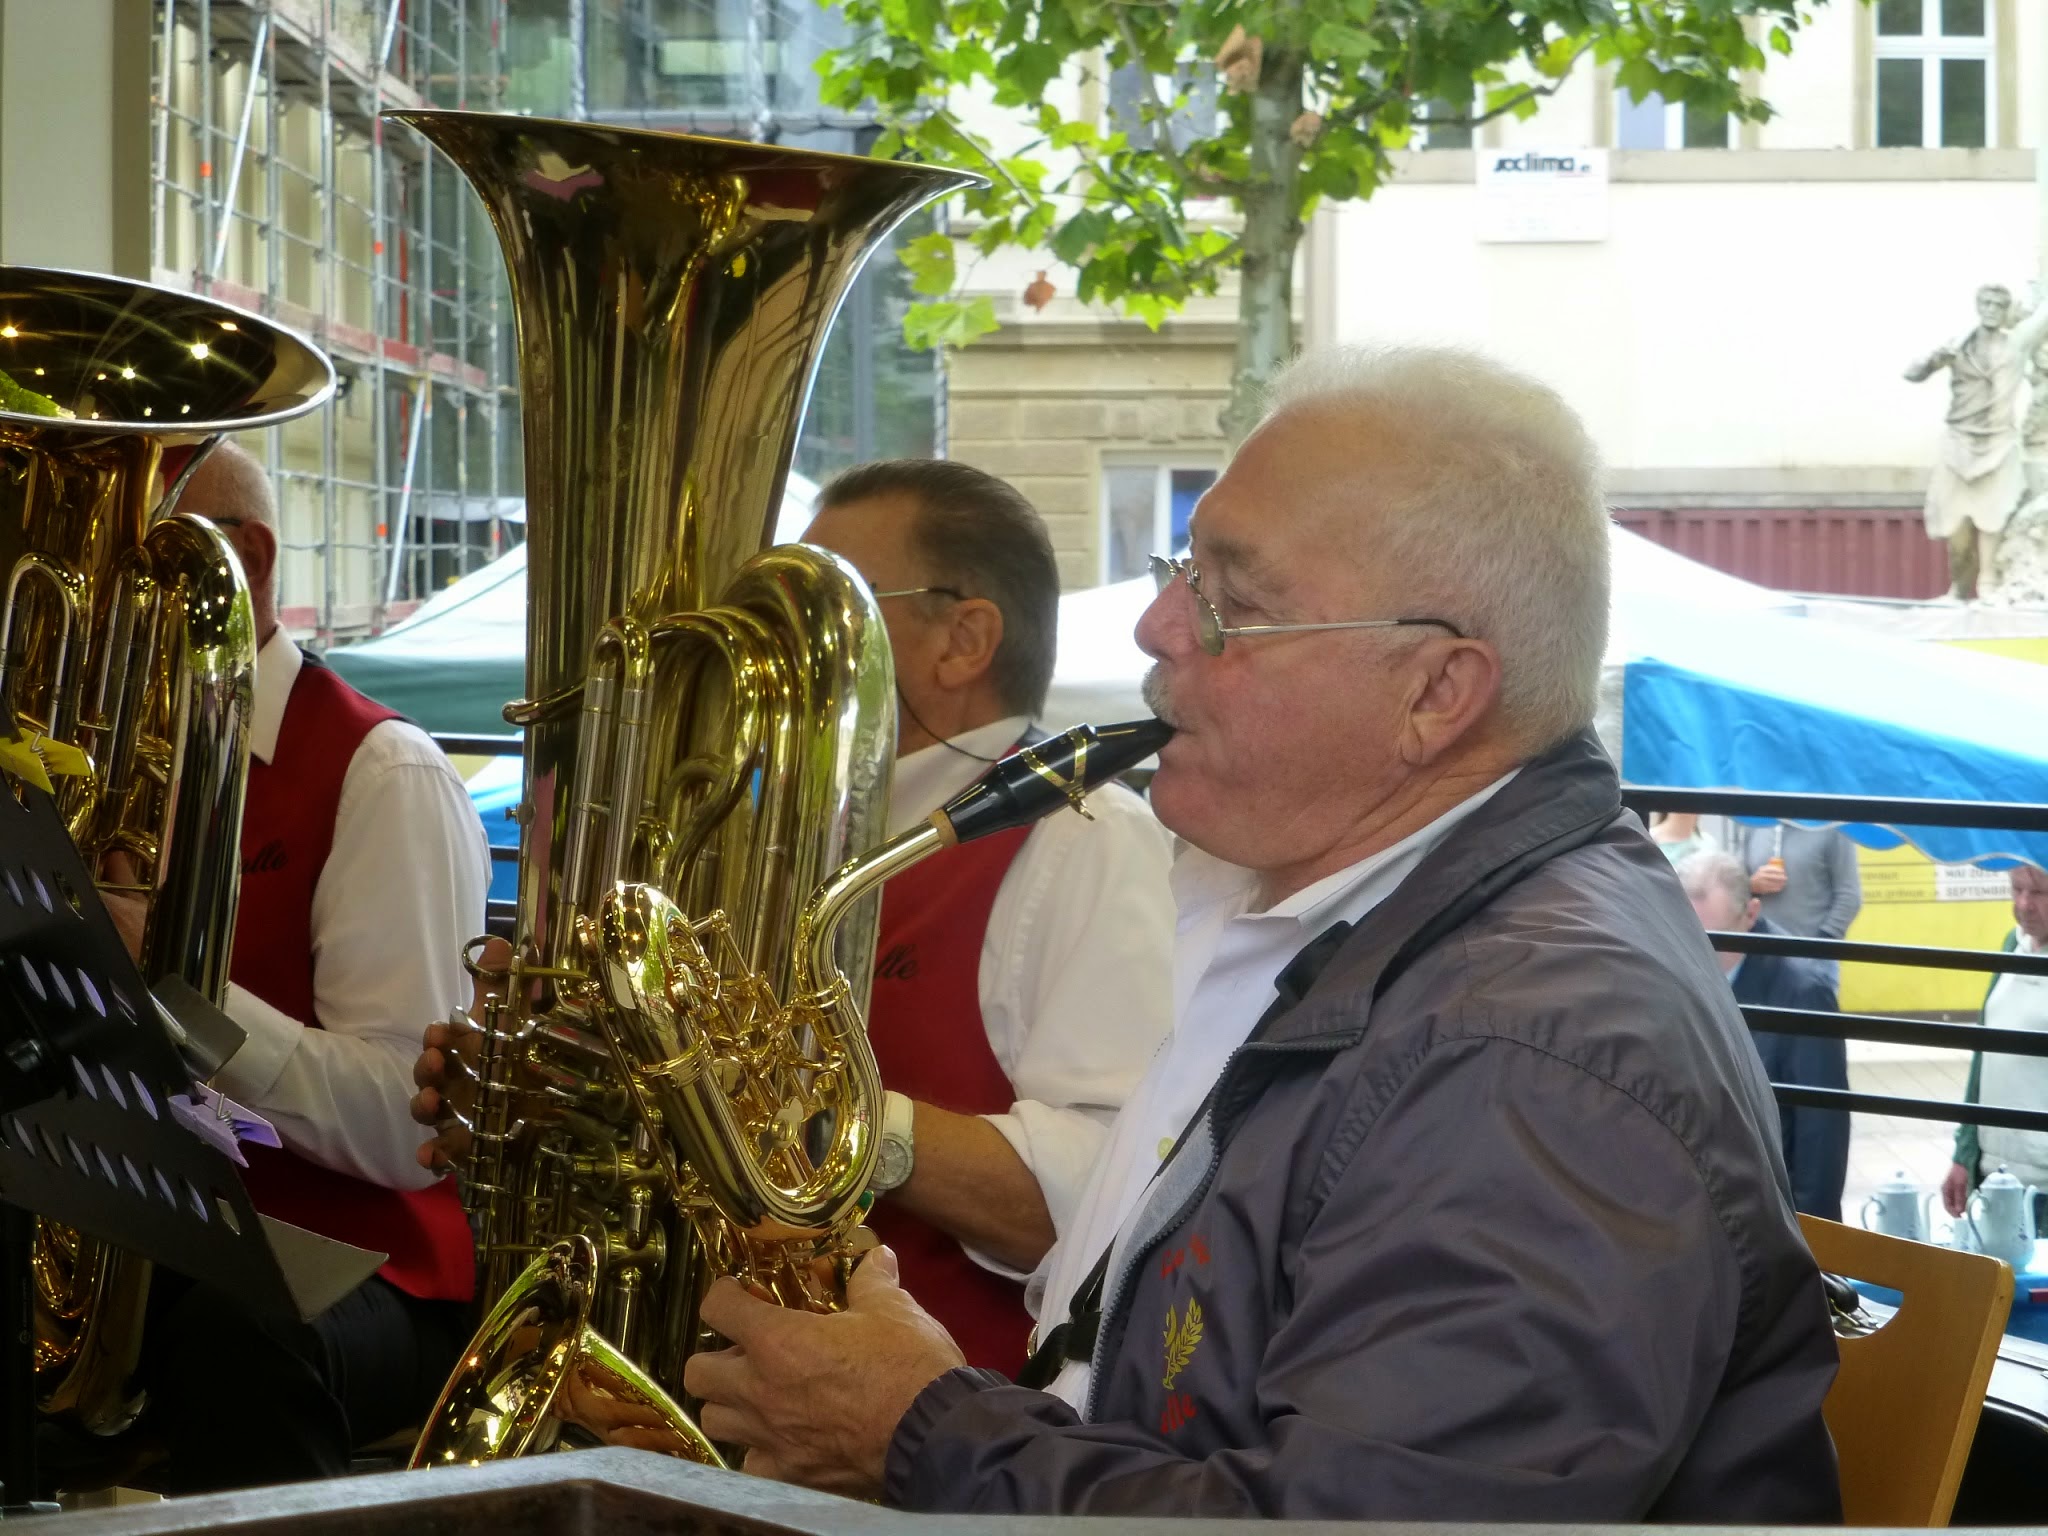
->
xmin=871 ymin=1090 xmax=916 ymax=1194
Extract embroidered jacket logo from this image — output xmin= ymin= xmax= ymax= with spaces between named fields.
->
xmin=1159 ymin=1296 xmax=1204 ymax=1433
xmin=1162 ymin=1297 xmax=1203 ymax=1390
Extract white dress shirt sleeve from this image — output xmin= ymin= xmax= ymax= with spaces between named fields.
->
xmin=213 ymin=719 xmax=491 ymax=1192
xmin=972 ymin=780 xmax=1176 ymax=1272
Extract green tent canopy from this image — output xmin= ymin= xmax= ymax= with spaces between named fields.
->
xmin=324 ymin=475 xmax=819 ymax=737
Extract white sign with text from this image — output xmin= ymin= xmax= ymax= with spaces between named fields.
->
xmin=1476 ymin=148 xmax=1609 ymax=243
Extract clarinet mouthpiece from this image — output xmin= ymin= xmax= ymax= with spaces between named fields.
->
xmin=933 ymin=718 xmax=1174 ymax=845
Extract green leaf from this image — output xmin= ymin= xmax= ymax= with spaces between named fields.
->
xmin=902 ymin=296 xmax=1002 ymax=351
xmin=900 ymin=232 xmax=960 ymax=296
xmin=1535 ymin=34 xmax=1581 ymax=79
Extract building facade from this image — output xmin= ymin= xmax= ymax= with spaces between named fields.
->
xmin=501 ymin=0 xmax=944 ymax=488
xmin=0 ymin=0 xmax=939 ymax=637
xmin=947 ymin=0 xmax=2048 ymax=597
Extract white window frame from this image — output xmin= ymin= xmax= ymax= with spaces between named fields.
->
xmin=1873 ymin=0 xmax=1994 ymax=149
xmin=1098 ymin=458 xmax=1220 ymax=585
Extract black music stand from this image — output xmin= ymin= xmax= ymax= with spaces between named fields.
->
xmin=0 ymin=776 xmax=379 ymax=1511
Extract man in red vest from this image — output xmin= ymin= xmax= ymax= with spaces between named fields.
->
xmin=100 ymin=441 xmax=490 ymax=1491
xmin=794 ymin=460 xmax=1175 ymax=1375
xmin=412 ymin=460 xmax=1176 ymax=1379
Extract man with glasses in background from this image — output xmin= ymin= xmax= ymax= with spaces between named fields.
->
xmin=416 ymin=458 xmax=1175 ymax=1378
xmin=681 ymin=347 xmax=1842 ymax=1522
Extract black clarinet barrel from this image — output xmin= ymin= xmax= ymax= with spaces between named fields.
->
xmin=936 ymin=718 xmax=1174 ymax=845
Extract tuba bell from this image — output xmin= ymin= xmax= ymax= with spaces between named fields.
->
xmin=0 ymin=265 xmax=334 ymax=1435
xmin=391 ymin=112 xmax=982 ymax=1466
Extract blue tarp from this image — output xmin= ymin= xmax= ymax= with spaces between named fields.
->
xmin=1615 ymin=590 xmax=2048 ymax=869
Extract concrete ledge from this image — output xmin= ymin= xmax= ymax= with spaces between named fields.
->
xmin=1606 ymin=466 xmax=1928 ymax=501
xmin=953 ymin=318 xmax=1243 ymax=349
xmin=1390 ymin=146 xmax=2035 ymax=185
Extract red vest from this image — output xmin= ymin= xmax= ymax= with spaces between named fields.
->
xmin=865 ymin=822 xmax=1035 ymax=1376
xmin=231 ymin=655 xmax=476 ymax=1302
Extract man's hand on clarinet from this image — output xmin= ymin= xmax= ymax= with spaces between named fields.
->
xmin=411 ymin=934 xmax=511 ymax=1174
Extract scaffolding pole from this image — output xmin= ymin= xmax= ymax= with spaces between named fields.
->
xmin=150 ymin=0 xmax=514 ymax=639
xmin=152 ymin=1 xmax=178 ymax=275
xmin=386 ymin=383 xmax=427 ymax=605
xmin=319 ymin=11 xmax=338 ymax=647
xmin=208 ymin=11 xmax=269 ymax=280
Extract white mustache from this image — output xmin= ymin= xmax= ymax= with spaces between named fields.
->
xmin=1141 ymin=666 xmax=1176 ymax=727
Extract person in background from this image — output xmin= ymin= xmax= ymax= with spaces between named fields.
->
xmin=97 ymin=442 xmax=490 ymax=1491
xmin=1727 ymin=823 xmax=1863 ymax=981
xmin=1650 ymin=811 xmax=1717 ymax=865
xmin=1679 ymin=850 xmax=1850 ymax=1222
xmin=1942 ymin=863 xmax=2048 ymax=1228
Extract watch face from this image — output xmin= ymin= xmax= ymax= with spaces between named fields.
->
xmin=877 ymin=1138 xmax=913 ymax=1191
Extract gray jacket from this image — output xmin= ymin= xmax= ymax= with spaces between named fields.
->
xmin=1724 ymin=821 xmax=1864 ymax=942
xmin=885 ymin=732 xmax=1841 ymax=1521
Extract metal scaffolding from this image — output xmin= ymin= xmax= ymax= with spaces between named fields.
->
xmin=150 ymin=0 xmax=518 ymax=642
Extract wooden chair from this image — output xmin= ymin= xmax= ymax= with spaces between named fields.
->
xmin=1800 ymin=1214 xmax=2014 ymax=1527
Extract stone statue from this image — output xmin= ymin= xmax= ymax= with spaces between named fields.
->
xmin=1904 ymin=283 xmax=2048 ymax=601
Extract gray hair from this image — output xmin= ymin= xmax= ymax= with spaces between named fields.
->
xmin=1262 ymin=345 xmax=1610 ymax=753
xmin=1676 ymin=850 xmax=1751 ymax=912
xmin=817 ymin=459 xmax=1059 ymax=717
xmin=182 ymin=439 xmax=279 ymax=605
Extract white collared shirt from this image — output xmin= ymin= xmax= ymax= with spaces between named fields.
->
xmin=888 ymin=716 xmax=1176 ymax=1269
xmin=212 ymin=628 xmax=491 ymax=1191
xmin=1035 ymin=770 xmax=1518 ymax=1411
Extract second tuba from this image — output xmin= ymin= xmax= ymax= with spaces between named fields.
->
xmin=0 ymin=266 xmax=333 ymax=1435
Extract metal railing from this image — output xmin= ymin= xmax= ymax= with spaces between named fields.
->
xmin=1620 ymin=786 xmax=2048 ymax=1139
xmin=432 ymin=733 xmax=2048 ymax=1138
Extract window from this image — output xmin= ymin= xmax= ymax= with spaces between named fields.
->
xmin=1875 ymin=0 xmax=1990 ymax=148
xmin=577 ymin=0 xmax=852 ymax=121
xmin=1102 ymin=463 xmax=1217 ymax=584
xmin=1614 ymin=90 xmax=1730 ymax=150
xmin=1108 ymin=62 xmax=1218 ymax=153
xmin=1413 ymin=97 xmax=1473 ymax=150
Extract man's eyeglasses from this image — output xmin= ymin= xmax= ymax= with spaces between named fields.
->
xmin=1148 ymin=554 xmax=1465 ymax=657
xmin=872 ymin=585 xmax=966 ymax=602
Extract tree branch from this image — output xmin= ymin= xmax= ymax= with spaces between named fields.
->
xmin=1105 ymin=10 xmax=1245 ymax=198
xmin=926 ymin=110 xmax=1040 ymax=201
xmin=1313 ymin=35 xmax=1598 ymax=151
xmin=1431 ymin=40 xmax=1596 ymax=129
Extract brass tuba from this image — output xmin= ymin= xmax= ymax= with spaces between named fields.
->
xmin=390 ymin=113 xmax=981 ymax=1466
xmin=0 ymin=266 xmax=334 ymax=1434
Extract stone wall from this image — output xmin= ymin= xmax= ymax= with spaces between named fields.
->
xmin=946 ymin=319 xmax=1235 ymax=589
